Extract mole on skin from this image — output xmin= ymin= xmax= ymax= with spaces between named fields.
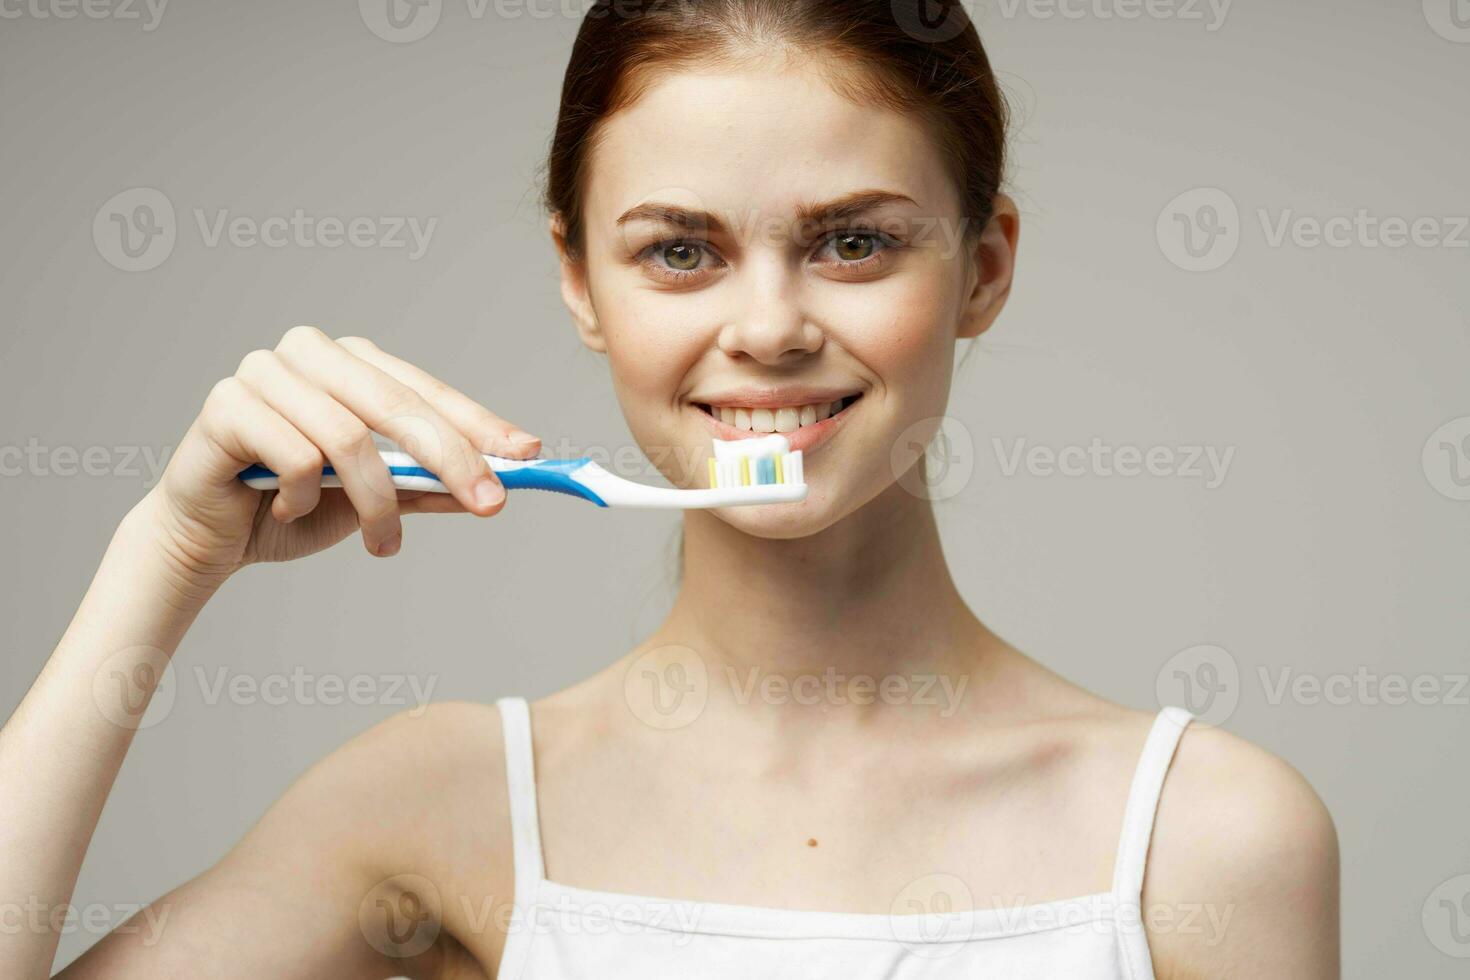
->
xmin=807 ymin=838 xmax=818 ymax=848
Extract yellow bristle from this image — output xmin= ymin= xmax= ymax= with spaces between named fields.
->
xmin=740 ymin=457 xmax=750 ymax=486
xmin=709 ymin=458 xmax=718 ymax=488
xmin=774 ymin=454 xmax=784 ymax=484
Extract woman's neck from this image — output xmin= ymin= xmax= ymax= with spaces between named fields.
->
xmin=656 ymin=477 xmax=998 ymax=715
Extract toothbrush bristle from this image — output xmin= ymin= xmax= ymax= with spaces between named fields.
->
xmin=708 ymin=435 xmax=804 ymax=490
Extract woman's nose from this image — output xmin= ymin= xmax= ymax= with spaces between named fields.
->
xmin=715 ymin=260 xmax=824 ymax=365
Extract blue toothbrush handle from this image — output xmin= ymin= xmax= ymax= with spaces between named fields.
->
xmin=238 ymin=453 xmax=608 ymax=507
xmin=494 ymin=458 xmax=607 ymax=506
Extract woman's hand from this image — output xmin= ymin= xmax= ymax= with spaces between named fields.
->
xmin=142 ymin=325 xmax=540 ymax=586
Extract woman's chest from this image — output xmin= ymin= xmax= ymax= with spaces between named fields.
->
xmin=528 ymin=738 xmax=1131 ymax=916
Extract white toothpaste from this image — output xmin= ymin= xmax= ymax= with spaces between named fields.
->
xmin=712 ymin=433 xmax=791 ymax=463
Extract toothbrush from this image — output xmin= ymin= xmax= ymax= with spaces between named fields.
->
xmin=237 ymin=434 xmax=806 ymax=509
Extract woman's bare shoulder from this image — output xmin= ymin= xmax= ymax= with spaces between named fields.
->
xmin=1044 ymin=694 xmax=1338 ymax=883
xmin=299 ymin=700 xmax=511 ymax=819
xmin=63 ymin=701 xmax=517 ymax=978
xmin=1006 ymin=669 xmax=1338 ymax=975
xmin=292 ymin=700 xmax=521 ymax=971
xmin=235 ymin=699 xmax=518 ymax=904
xmin=1144 ymin=721 xmax=1339 ymax=976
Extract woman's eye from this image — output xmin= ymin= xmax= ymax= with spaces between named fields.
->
xmin=818 ymin=230 xmax=901 ymax=268
xmin=639 ymin=240 xmax=719 ymax=282
xmin=639 ymin=230 xmax=899 ymax=283
xmin=830 ymin=233 xmax=878 ymax=262
xmin=662 ymin=242 xmax=704 ymax=271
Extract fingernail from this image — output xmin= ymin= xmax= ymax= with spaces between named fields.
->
xmin=509 ymin=430 xmax=539 ymax=446
xmin=377 ymin=533 xmax=402 ymax=557
xmin=476 ymin=477 xmax=506 ymax=511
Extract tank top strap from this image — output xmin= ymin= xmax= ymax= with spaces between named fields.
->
xmin=495 ymin=696 xmax=546 ymax=887
xmin=1110 ymin=705 xmax=1194 ymax=900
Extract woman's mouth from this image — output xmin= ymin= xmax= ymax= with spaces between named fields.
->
xmin=691 ymin=393 xmax=862 ymax=455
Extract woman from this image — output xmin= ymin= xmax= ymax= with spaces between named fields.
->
xmin=3 ymin=1 xmax=1338 ymax=977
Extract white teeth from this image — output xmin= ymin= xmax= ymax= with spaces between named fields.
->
xmin=710 ymin=398 xmax=854 ymax=431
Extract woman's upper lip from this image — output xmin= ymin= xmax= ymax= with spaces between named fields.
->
xmin=688 ymin=386 xmax=863 ymax=409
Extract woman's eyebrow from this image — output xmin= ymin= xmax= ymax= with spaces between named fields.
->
xmin=794 ymin=190 xmax=919 ymax=225
xmin=615 ymin=189 xmax=919 ymax=233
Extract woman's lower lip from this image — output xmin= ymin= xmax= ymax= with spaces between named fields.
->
xmin=693 ymin=403 xmax=850 ymax=454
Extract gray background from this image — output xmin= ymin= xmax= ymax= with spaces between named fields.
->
xmin=2 ymin=0 xmax=1466 ymax=974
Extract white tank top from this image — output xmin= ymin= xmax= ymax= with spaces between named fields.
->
xmin=493 ymin=696 xmax=1193 ymax=979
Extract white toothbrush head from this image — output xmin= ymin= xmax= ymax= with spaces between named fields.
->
xmin=708 ymin=434 xmax=804 ymax=492
xmin=564 ymin=434 xmax=805 ymax=508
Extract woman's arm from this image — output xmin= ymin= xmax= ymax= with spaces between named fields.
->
xmin=0 ymin=495 xmax=222 ymax=979
xmin=1 ymin=327 xmax=537 ymax=978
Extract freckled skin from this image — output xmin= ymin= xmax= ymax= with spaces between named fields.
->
xmin=571 ymin=58 xmax=979 ymax=538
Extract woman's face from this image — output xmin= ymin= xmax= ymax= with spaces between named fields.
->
xmin=559 ymin=56 xmax=1010 ymax=538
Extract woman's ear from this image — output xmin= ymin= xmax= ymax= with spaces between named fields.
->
xmin=550 ymin=213 xmax=606 ymax=353
xmin=957 ymin=192 xmax=1020 ymax=340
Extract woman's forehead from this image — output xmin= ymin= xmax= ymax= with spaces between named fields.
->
xmin=583 ymin=67 xmax=956 ymax=230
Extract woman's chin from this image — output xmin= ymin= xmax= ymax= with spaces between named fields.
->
xmin=708 ymin=485 xmax=847 ymax=540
